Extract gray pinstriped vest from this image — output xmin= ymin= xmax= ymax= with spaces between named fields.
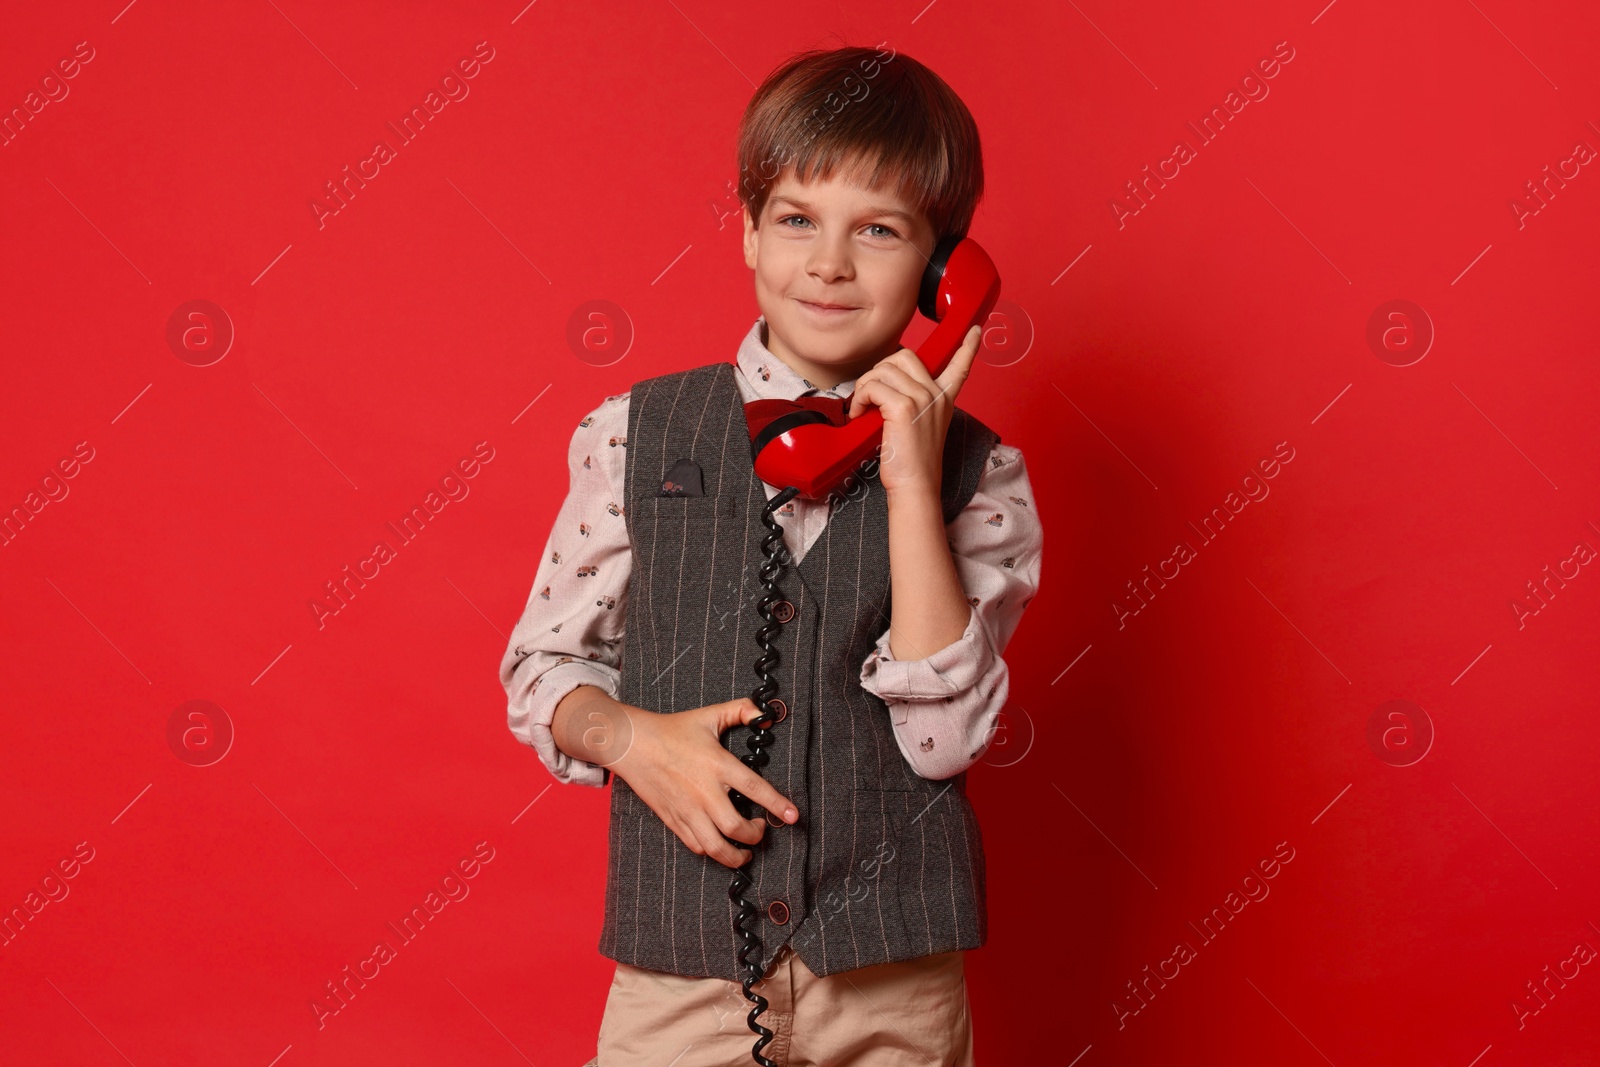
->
xmin=599 ymin=359 xmax=999 ymax=981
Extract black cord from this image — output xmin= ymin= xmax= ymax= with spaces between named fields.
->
xmin=727 ymin=482 xmax=800 ymax=1067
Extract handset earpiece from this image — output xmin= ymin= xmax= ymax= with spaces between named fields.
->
xmin=910 ymin=234 xmax=1002 ymax=380
xmin=918 ymin=235 xmax=966 ymax=321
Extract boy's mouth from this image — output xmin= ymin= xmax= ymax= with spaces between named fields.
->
xmin=795 ymin=298 xmax=860 ymax=318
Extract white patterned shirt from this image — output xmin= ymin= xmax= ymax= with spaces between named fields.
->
xmin=500 ymin=316 xmax=1042 ymax=787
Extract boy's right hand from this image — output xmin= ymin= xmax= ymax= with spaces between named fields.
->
xmin=613 ymin=698 xmax=800 ymax=870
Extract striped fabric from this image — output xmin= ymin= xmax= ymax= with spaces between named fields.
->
xmin=598 ymin=360 xmax=999 ymax=981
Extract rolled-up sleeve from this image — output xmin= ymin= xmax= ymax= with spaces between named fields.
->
xmin=500 ymin=394 xmax=632 ymax=788
xmin=859 ymin=443 xmax=1043 ymax=780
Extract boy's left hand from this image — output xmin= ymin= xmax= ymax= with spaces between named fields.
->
xmin=847 ymin=324 xmax=983 ymax=498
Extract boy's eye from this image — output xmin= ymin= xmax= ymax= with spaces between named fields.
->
xmin=775 ymin=215 xmax=899 ymax=239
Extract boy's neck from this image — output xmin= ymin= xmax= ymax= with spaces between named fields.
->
xmin=761 ymin=320 xmax=885 ymax=393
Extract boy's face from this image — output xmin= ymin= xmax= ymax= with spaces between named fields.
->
xmin=742 ymin=166 xmax=936 ymax=391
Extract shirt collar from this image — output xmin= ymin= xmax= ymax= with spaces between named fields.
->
xmin=734 ymin=316 xmax=857 ymax=402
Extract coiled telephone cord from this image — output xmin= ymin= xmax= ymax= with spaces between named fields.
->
xmin=727 ymin=483 xmax=800 ymax=1067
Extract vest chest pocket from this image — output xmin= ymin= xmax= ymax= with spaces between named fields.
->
xmin=627 ymin=493 xmax=737 ymax=640
xmin=627 ymin=493 xmax=731 ymax=539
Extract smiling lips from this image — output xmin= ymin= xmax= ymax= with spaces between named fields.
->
xmin=796 ymin=298 xmax=859 ymax=317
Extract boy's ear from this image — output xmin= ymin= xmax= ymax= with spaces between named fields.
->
xmin=742 ymin=207 xmax=758 ymax=270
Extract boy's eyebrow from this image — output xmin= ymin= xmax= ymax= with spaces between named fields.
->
xmin=769 ymin=195 xmax=917 ymax=224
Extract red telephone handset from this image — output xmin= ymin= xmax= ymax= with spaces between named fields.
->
xmin=744 ymin=235 xmax=1002 ymax=501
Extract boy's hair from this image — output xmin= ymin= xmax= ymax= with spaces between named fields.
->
xmin=736 ymin=45 xmax=984 ymax=242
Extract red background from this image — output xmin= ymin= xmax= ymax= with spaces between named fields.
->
xmin=3 ymin=1 xmax=1598 ymax=1063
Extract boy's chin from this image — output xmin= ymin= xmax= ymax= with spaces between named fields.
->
xmin=772 ymin=312 xmax=896 ymax=354
xmin=772 ymin=324 xmax=872 ymax=364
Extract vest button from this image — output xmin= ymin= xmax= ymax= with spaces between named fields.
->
xmin=765 ymin=808 xmax=786 ymax=827
xmin=771 ymin=600 xmax=795 ymax=624
xmin=767 ymin=899 xmax=790 ymax=925
xmin=765 ymin=698 xmax=787 ymax=724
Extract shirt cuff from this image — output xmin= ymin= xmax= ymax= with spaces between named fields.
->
xmin=517 ymin=661 xmax=618 ymax=788
xmin=859 ymin=606 xmax=994 ymax=723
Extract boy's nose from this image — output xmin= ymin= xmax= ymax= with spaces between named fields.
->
xmin=806 ymin=243 xmax=853 ymax=282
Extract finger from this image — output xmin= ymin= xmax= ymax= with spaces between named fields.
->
xmin=847 ymin=378 xmax=880 ymax=420
xmin=845 ymin=363 xmax=880 ymax=418
xmin=712 ymin=801 xmax=766 ymax=845
xmin=848 ymin=376 xmax=922 ymax=424
xmin=866 ymin=366 xmax=941 ymax=431
xmin=934 ymin=326 xmax=979 ymax=391
xmin=720 ymin=697 xmax=761 ymax=733
xmin=936 ymin=325 xmax=983 ymax=394
xmin=666 ymin=813 xmax=707 ymax=857
xmin=733 ymin=767 xmax=798 ymax=824
xmin=867 ymin=360 xmax=936 ymax=413
xmin=847 ymin=376 xmax=886 ymax=419
xmin=687 ymin=810 xmax=751 ymax=869
xmin=884 ymin=347 xmax=937 ymax=390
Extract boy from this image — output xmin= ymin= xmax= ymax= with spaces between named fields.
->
xmin=500 ymin=44 xmax=1042 ymax=1065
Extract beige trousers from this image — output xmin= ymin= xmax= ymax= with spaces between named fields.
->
xmin=583 ymin=942 xmax=974 ymax=1066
